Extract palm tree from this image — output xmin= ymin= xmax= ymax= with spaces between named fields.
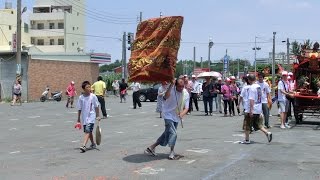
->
xmin=304 ymin=39 xmax=313 ymax=49
xmin=291 ymin=40 xmax=301 ymax=56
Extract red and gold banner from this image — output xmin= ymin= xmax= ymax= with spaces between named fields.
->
xmin=128 ymin=16 xmax=184 ymax=82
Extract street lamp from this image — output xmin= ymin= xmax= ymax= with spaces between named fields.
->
xmin=252 ymin=36 xmax=261 ymax=74
xmin=208 ymin=37 xmax=213 ymax=71
xmin=282 ymin=38 xmax=290 ymax=68
xmin=16 ymin=0 xmax=27 ymax=77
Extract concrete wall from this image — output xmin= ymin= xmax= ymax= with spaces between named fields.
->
xmin=27 ymin=59 xmax=98 ymax=101
xmin=0 ymin=53 xmax=29 ymax=101
xmin=65 ymin=6 xmax=85 ymax=53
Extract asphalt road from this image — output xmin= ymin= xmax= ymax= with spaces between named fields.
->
xmin=0 ymin=96 xmax=320 ymax=180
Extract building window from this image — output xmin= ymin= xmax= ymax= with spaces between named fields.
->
xmin=9 ymin=41 xmax=11 ymax=45
xmin=9 ymin=25 xmax=11 ymax=30
xmin=37 ymin=39 xmax=44 ymax=45
xmin=73 ymin=27 xmax=75 ymax=31
xmin=50 ymin=39 xmax=55 ymax=45
xmin=58 ymin=39 xmax=64 ymax=45
xmin=49 ymin=23 xmax=55 ymax=29
xmin=77 ymin=12 xmax=79 ymax=16
xmin=72 ymin=42 xmax=74 ymax=46
xmin=24 ymin=23 xmax=29 ymax=33
xmin=31 ymin=38 xmax=35 ymax=44
xmin=37 ymin=23 xmax=44 ymax=30
xmin=58 ymin=23 xmax=64 ymax=29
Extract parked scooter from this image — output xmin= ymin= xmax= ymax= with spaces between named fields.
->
xmin=40 ymin=87 xmax=62 ymax=102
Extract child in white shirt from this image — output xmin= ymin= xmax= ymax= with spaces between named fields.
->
xmin=77 ymin=81 xmax=100 ymax=153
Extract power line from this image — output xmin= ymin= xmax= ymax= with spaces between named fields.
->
xmin=53 ymin=0 xmax=137 ymax=24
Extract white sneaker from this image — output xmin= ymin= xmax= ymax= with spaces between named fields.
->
xmin=239 ymin=140 xmax=251 ymax=144
xmin=280 ymin=125 xmax=286 ymax=129
xmin=168 ymin=151 xmax=175 ymax=159
xmin=285 ymin=123 xmax=291 ymax=129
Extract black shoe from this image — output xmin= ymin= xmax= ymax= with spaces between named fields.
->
xmin=205 ymin=113 xmax=208 ymax=116
xmin=80 ymin=146 xmax=86 ymax=153
xmin=219 ymin=111 xmax=222 ymax=113
xmin=210 ymin=113 xmax=213 ymax=116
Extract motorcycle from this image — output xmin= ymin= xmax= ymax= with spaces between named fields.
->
xmin=40 ymin=87 xmax=62 ymax=102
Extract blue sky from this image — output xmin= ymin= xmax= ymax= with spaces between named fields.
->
xmin=2 ymin=0 xmax=320 ymax=64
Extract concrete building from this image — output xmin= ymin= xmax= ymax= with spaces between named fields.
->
xmin=0 ymin=2 xmax=30 ymax=51
xmin=29 ymin=0 xmax=85 ymax=53
xmin=268 ymin=52 xmax=296 ymax=65
xmin=0 ymin=51 xmax=99 ymax=102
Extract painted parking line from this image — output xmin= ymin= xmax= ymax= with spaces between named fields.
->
xmin=224 ymin=140 xmax=242 ymax=144
xmin=28 ymin=116 xmax=40 ymax=119
xmin=65 ymin=121 xmax=74 ymax=123
xmin=71 ymin=140 xmax=80 ymax=143
xmin=134 ymin=167 xmax=165 ymax=175
xmin=179 ymin=159 xmax=197 ymax=164
xmin=232 ymin=134 xmax=244 ymax=137
xmin=186 ymin=148 xmax=210 ymax=154
xmin=115 ymin=131 xmax=124 ymax=134
xmin=123 ymin=114 xmax=132 ymax=116
xmin=10 ymin=118 xmax=19 ymax=121
xmin=36 ymin=124 xmax=52 ymax=127
xmin=9 ymin=151 xmax=20 ymax=154
xmin=153 ymin=125 xmax=159 ymax=127
xmin=67 ymin=112 xmax=78 ymax=114
xmin=139 ymin=112 xmax=147 ymax=114
xmin=9 ymin=128 xmax=17 ymax=131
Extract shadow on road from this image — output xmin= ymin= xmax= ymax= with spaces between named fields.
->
xmin=123 ymin=153 xmax=168 ymax=163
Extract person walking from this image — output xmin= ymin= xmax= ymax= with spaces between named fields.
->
xmin=66 ymin=81 xmax=77 ymax=108
xmin=215 ymin=77 xmax=223 ymax=113
xmin=286 ymin=72 xmax=295 ymax=120
xmin=130 ymin=82 xmax=141 ymax=109
xmin=156 ymin=81 xmax=168 ymax=118
xmin=257 ymin=73 xmax=271 ymax=128
xmin=240 ymin=74 xmax=272 ymax=144
xmin=278 ymin=71 xmax=292 ymax=129
xmin=119 ymin=78 xmax=128 ymax=103
xmin=76 ymin=81 xmax=101 ymax=153
xmin=91 ymin=76 xmax=107 ymax=119
xmin=221 ymin=78 xmax=233 ymax=117
xmin=112 ymin=80 xmax=119 ymax=97
xmin=202 ymin=77 xmax=214 ymax=116
xmin=190 ymin=75 xmax=201 ymax=112
xmin=183 ymin=75 xmax=193 ymax=114
xmin=230 ymin=76 xmax=240 ymax=116
xmin=11 ymin=80 xmax=22 ymax=106
xmin=144 ymin=78 xmax=189 ymax=160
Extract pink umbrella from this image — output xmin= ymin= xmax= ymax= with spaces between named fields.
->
xmin=197 ymin=71 xmax=222 ymax=78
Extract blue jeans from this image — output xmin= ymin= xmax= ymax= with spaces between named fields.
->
xmin=157 ymin=119 xmax=178 ymax=147
xmin=83 ymin=123 xmax=94 ymax=133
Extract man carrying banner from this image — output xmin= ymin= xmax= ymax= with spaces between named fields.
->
xmin=144 ymin=78 xmax=189 ymax=160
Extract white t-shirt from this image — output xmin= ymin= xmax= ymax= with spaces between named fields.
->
xmin=77 ymin=93 xmax=99 ymax=125
xmin=131 ymin=82 xmax=141 ymax=92
xmin=278 ymin=80 xmax=288 ymax=102
xmin=257 ymin=81 xmax=271 ymax=103
xmin=249 ymin=83 xmax=262 ymax=114
xmin=191 ymin=80 xmax=201 ymax=93
xmin=240 ymin=84 xmax=251 ymax=112
xmin=162 ymin=87 xmax=190 ymax=123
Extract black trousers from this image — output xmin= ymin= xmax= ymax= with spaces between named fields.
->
xmin=133 ymin=91 xmax=141 ymax=108
xmin=287 ymin=97 xmax=294 ymax=117
xmin=223 ymin=99 xmax=232 ymax=115
xmin=97 ymin=96 xmax=107 ymax=117
xmin=203 ymin=96 xmax=213 ymax=114
xmin=189 ymin=93 xmax=199 ymax=112
xmin=231 ymin=97 xmax=240 ymax=115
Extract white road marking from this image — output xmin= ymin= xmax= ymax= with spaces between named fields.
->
xmin=187 ymin=160 xmax=196 ymax=164
xmin=71 ymin=140 xmax=80 ymax=143
xmin=153 ymin=125 xmax=159 ymax=127
xmin=123 ymin=114 xmax=132 ymax=116
xmin=232 ymin=134 xmax=245 ymax=137
xmin=139 ymin=112 xmax=147 ymax=114
xmin=106 ymin=109 xmax=111 ymax=110
xmin=224 ymin=140 xmax=243 ymax=144
xmin=28 ymin=116 xmax=40 ymax=119
xmin=116 ymin=131 xmax=124 ymax=134
xmin=65 ymin=121 xmax=73 ymax=123
xmin=134 ymin=167 xmax=165 ymax=175
xmin=10 ymin=118 xmax=19 ymax=121
xmin=9 ymin=128 xmax=17 ymax=131
xmin=9 ymin=151 xmax=20 ymax=154
xmin=186 ymin=148 xmax=210 ymax=154
xmin=233 ymin=141 xmax=242 ymax=144
xmin=36 ymin=124 xmax=52 ymax=127
xmin=67 ymin=112 xmax=78 ymax=114
xmin=108 ymin=115 xmax=113 ymax=118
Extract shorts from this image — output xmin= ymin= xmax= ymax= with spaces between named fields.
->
xmin=157 ymin=119 xmax=178 ymax=147
xmin=279 ymin=100 xmax=289 ymax=113
xmin=14 ymin=93 xmax=21 ymax=97
xmin=243 ymin=113 xmax=263 ymax=131
xmin=83 ymin=123 xmax=94 ymax=133
xmin=68 ymin=96 xmax=74 ymax=101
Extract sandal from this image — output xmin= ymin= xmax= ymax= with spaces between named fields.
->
xmin=144 ymin=147 xmax=157 ymax=156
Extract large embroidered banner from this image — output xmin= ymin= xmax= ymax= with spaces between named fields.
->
xmin=128 ymin=16 xmax=184 ymax=82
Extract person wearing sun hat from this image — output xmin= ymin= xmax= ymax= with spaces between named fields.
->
xmin=229 ymin=76 xmax=240 ymax=116
xmin=66 ymin=81 xmax=77 ymax=108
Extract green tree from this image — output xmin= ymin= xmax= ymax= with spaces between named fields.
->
xmin=291 ymin=40 xmax=301 ymax=56
xmin=99 ymin=60 xmax=122 ymax=72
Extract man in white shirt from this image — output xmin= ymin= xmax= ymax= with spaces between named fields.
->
xmin=257 ymin=73 xmax=271 ymax=128
xmin=278 ymin=71 xmax=293 ymax=129
xmin=130 ymin=82 xmax=141 ymax=109
xmin=144 ymin=78 xmax=189 ymax=160
xmin=112 ymin=80 xmax=119 ymax=97
xmin=240 ymin=74 xmax=272 ymax=144
xmin=190 ymin=75 xmax=201 ymax=112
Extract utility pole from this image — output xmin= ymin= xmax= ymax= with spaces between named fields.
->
xmin=286 ymin=38 xmax=290 ymax=68
xmin=139 ymin=12 xmax=142 ymax=22
xmin=193 ymin=46 xmax=196 ymax=73
xmin=208 ymin=38 xmax=213 ymax=71
xmin=122 ymin=32 xmax=127 ymax=79
xmin=16 ymin=0 xmax=22 ymax=77
xmin=272 ymin=32 xmax=276 ymax=96
xmin=200 ymin=57 xmax=203 ymax=68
